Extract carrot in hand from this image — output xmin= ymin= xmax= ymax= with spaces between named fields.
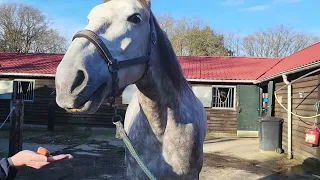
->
xmin=37 ymin=147 xmax=51 ymax=157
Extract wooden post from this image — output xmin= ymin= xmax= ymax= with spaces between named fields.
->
xmin=267 ymin=81 xmax=274 ymax=117
xmin=47 ymin=101 xmax=55 ymax=132
xmin=7 ymin=100 xmax=24 ymax=180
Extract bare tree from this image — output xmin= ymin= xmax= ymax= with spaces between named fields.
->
xmin=32 ymin=29 xmax=67 ymax=53
xmin=0 ymin=2 xmax=67 ymax=53
xmin=157 ymin=14 xmax=228 ymax=56
xmin=157 ymin=14 xmax=175 ymax=39
xmin=242 ymin=25 xmax=320 ymax=57
xmin=223 ymin=31 xmax=243 ymax=56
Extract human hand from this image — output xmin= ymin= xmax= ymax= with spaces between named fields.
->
xmin=9 ymin=150 xmax=73 ymax=169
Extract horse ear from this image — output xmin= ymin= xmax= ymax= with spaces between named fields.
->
xmin=145 ymin=0 xmax=151 ymax=8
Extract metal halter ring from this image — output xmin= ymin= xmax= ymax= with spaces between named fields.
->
xmin=112 ymin=114 xmax=123 ymax=123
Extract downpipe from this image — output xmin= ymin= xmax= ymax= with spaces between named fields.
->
xmin=282 ymin=74 xmax=293 ymax=159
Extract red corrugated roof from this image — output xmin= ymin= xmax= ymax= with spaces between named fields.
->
xmin=258 ymin=42 xmax=320 ymax=80
xmin=179 ymin=56 xmax=281 ymax=80
xmin=0 ymin=52 xmax=281 ymax=80
xmin=0 ymin=53 xmax=63 ymax=75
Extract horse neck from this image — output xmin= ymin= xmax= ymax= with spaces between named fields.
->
xmin=135 ymin=66 xmax=182 ymax=140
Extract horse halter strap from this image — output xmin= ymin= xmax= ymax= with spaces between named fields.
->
xmin=72 ymin=29 xmax=152 ymax=105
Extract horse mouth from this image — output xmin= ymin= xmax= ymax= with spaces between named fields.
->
xmin=66 ymin=83 xmax=108 ymax=114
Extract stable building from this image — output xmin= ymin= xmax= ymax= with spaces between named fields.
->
xmin=255 ymin=42 xmax=320 ymax=169
xmin=0 ymin=53 xmax=281 ymax=137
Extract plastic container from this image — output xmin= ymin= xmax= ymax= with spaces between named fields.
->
xmin=258 ymin=116 xmax=283 ymax=153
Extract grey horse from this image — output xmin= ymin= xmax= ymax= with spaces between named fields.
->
xmin=55 ymin=0 xmax=207 ymax=179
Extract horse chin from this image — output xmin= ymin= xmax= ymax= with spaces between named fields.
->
xmin=66 ymin=84 xmax=109 ymax=114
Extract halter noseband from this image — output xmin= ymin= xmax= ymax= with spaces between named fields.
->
xmin=72 ymin=18 xmax=155 ymax=106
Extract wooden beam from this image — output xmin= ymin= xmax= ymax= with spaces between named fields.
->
xmin=267 ymin=81 xmax=274 ymax=116
xmin=7 ymin=100 xmax=24 ymax=180
xmin=47 ymin=101 xmax=55 ymax=132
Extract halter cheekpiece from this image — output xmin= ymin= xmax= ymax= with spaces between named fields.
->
xmin=72 ymin=17 xmax=155 ymax=107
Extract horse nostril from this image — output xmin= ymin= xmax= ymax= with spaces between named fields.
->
xmin=71 ymin=70 xmax=86 ymax=93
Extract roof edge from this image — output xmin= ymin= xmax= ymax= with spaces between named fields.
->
xmin=187 ymin=78 xmax=255 ymax=83
xmin=0 ymin=74 xmax=256 ymax=83
xmin=254 ymin=61 xmax=320 ymax=84
xmin=0 ymin=73 xmax=55 ymax=78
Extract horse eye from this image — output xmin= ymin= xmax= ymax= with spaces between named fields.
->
xmin=127 ymin=13 xmax=141 ymax=24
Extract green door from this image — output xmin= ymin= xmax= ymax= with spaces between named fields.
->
xmin=237 ymin=85 xmax=261 ymax=134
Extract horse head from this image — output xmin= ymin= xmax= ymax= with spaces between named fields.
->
xmin=55 ymin=0 xmax=154 ymax=113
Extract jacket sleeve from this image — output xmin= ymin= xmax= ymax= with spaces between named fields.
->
xmin=0 ymin=158 xmax=10 ymax=180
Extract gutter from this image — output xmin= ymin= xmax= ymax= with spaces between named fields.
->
xmin=282 ymin=74 xmax=293 ymax=159
xmin=0 ymin=74 xmax=257 ymax=83
xmin=0 ymin=73 xmax=55 ymax=78
xmin=254 ymin=61 xmax=320 ymax=84
xmin=187 ymin=79 xmax=255 ymax=83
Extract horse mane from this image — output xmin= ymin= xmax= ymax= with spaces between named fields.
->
xmin=151 ymin=14 xmax=189 ymax=92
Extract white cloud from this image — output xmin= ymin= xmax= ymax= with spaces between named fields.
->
xmin=273 ymin=0 xmax=302 ymax=3
xmin=239 ymin=0 xmax=301 ymax=12
xmin=241 ymin=5 xmax=271 ymax=12
xmin=222 ymin=0 xmax=244 ymax=6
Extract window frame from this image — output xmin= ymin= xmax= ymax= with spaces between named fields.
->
xmin=211 ymin=85 xmax=237 ymax=110
xmin=13 ymin=79 xmax=35 ymax=102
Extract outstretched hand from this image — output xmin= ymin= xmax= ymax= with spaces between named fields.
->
xmin=10 ymin=150 xmax=73 ymax=169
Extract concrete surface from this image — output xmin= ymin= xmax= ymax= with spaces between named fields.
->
xmin=200 ymin=138 xmax=319 ymax=180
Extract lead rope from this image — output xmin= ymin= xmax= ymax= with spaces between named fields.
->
xmin=111 ymin=106 xmax=157 ymax=180
xmin=107 ymin=18 xmax=156 ymax=179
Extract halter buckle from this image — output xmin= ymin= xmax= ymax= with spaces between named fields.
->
xmin=112 ymin=106 xmax=122 ymax=123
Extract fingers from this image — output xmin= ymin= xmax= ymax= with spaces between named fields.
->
xmin=47 ymin=154 xmax=73 ymax=162
xmin=27 ymin=154 xmax=73 ymax=169
xmin=33 ymin=153 xmax=49 ymax=162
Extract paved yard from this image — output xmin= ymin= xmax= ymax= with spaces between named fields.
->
xmin=201 ymin=138 xmax=320 ymax=180
xmin=0 ymin=127 xmax=319 ymax=180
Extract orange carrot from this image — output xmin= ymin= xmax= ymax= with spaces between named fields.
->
xmin=37 ymin=147 xmax=51 ymax=157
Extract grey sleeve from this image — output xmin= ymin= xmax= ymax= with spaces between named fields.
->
xmin=0 ymin=158 xmax=16 ymax=180
xmin=0 ymin=158 xmax=10 ymax=180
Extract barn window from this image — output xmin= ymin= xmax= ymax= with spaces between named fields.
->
xmin=122 ymin=84 xmax=137 ymax=105
xmin=191 ymin=86 xmax=212 ymax=108
xmin=14 ymin=80 xmax=35 ymax=102
xmin=212 ymin=86 xmax=236 ymax=109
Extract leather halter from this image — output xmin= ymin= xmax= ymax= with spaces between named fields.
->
xmin=72 ymin=17 xmax=155 ymax=105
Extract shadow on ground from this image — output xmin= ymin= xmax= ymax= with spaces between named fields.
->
xmin=4 ymin=128 xmax=128 ymax=180
xmin=259 ymin=157 xmax=320 ymax=180
xmin=204 ymin=153 xmax=268 ymax=176
xmin=16 ymin=142 xmax=126 ymax=180
xmin=204 ymin=138 xmax=236 ymax=145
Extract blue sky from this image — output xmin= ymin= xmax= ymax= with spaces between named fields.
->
xmin=2 ymin=0 xmax=319 ymax=40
